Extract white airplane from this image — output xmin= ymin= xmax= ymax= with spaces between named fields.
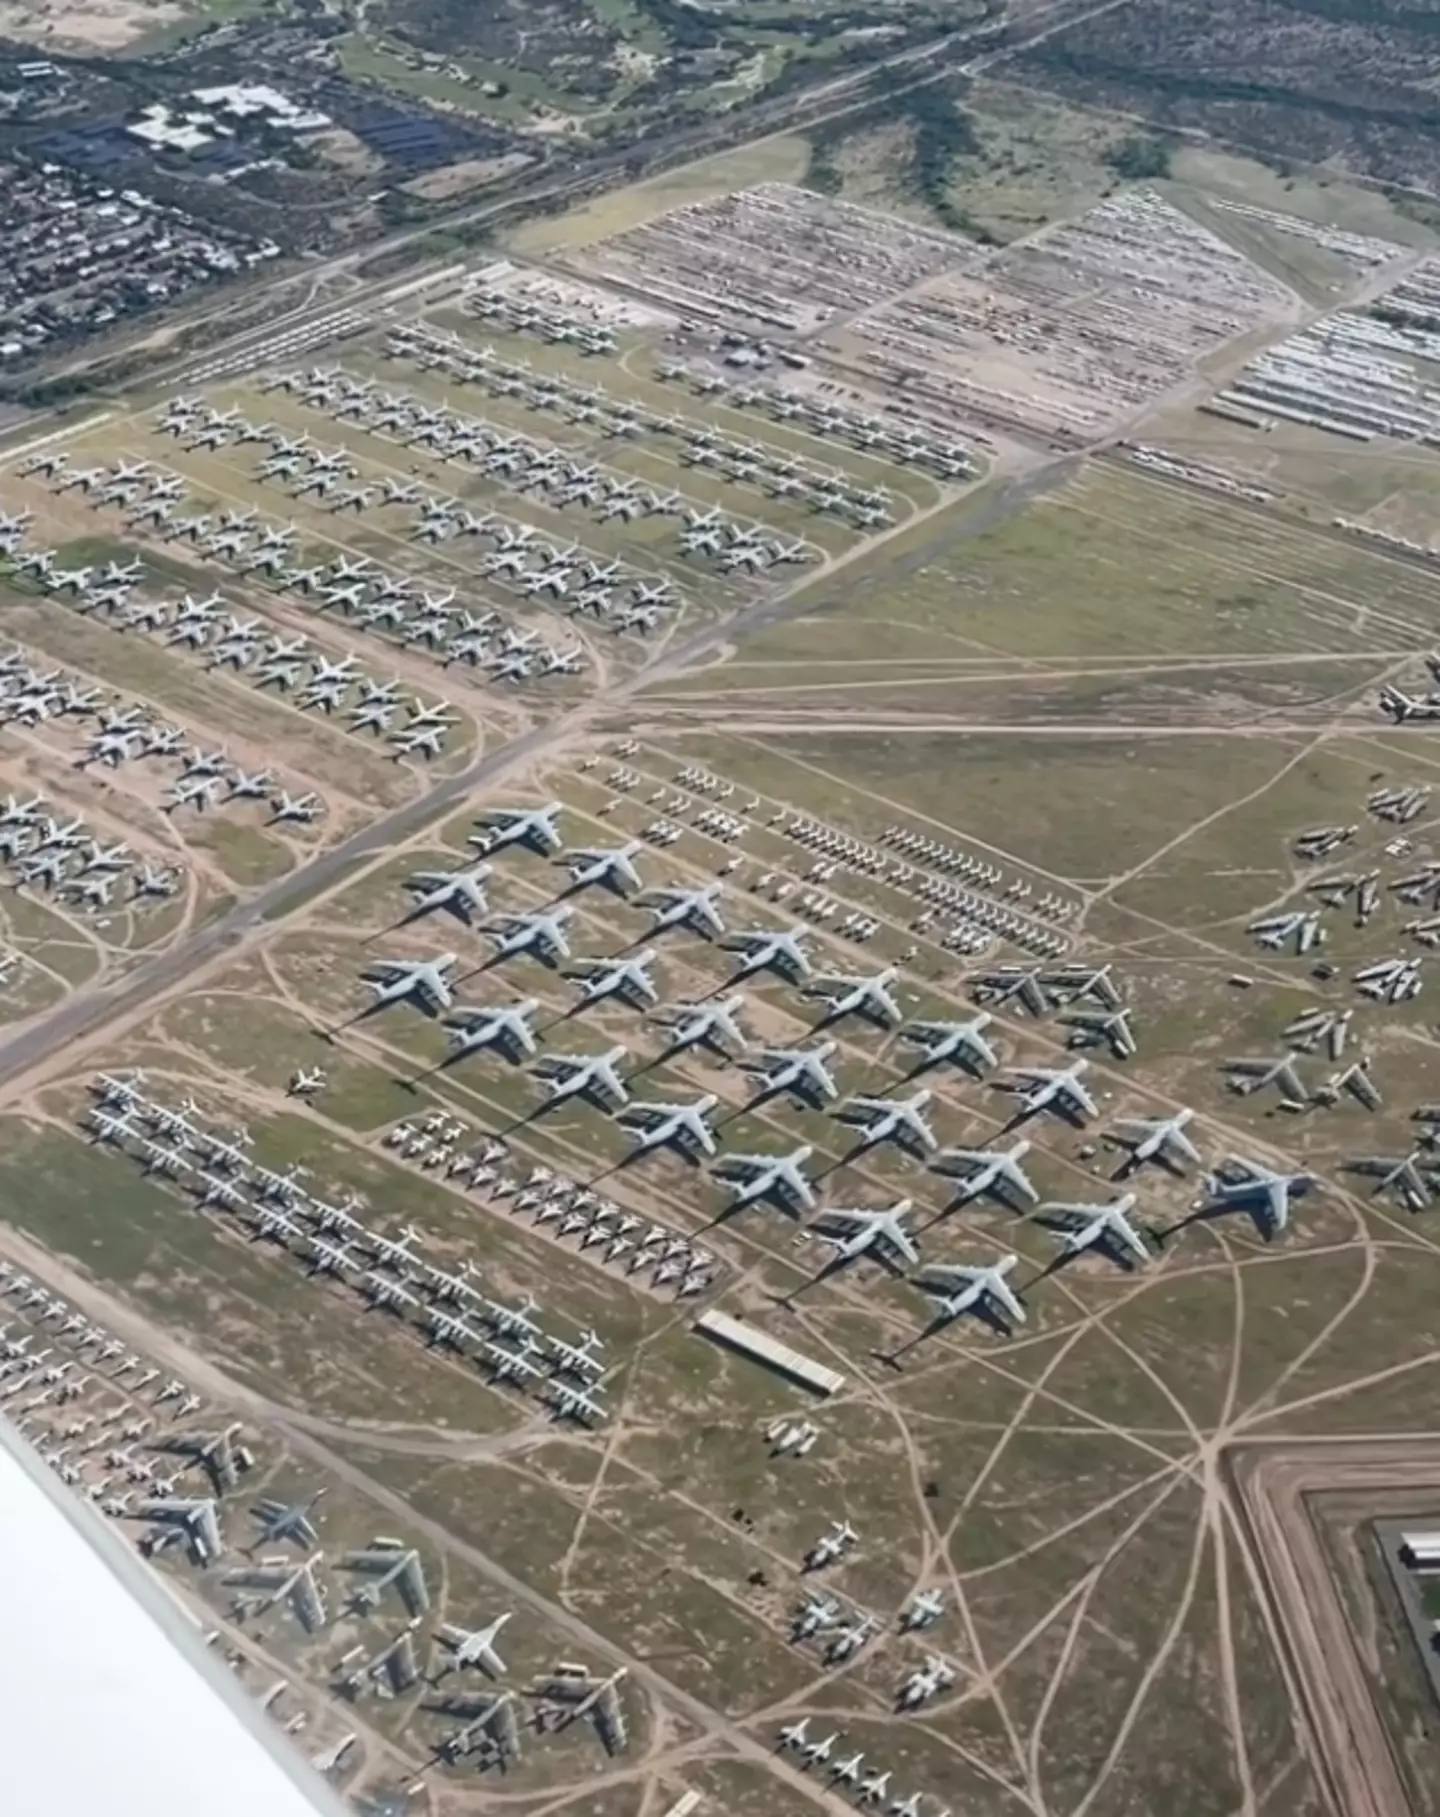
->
xmin=933 ymin=1140 xmax=1038 ymax=1207
xmin=538 ymin=1046 xmax=630 ymax=1108
xmin=619 ymin=1094 xmax=719 ymax=1157
xmin=574 ymin=947 xmax=658 ymax=1007
xmin=840 ymin=1090 xmax=938 ymax=1155
xmin=1045 ymin=1193 xmax=1150 ymax=1265
xmin=287 ymin=1068 xmax=327 ymax=1098
xmin=437 ymin=1613 xmax=511 ymax=1677
xmin=1200 ymin=1159 xmax=1313 ymax=1235
xmin=918 ymin=1254 xmax=1026 ymax=1328
xmin=489 ymin=907 xmax=574 ymax=963
xmin=809 ymin=966 xmax=903 ymax=1028
xmin=563 ymin=841 xmax=644 ymax=895
xmin=1005 ymin=1059 xmax=1097 ymax=1125
xmin=643 ymin=883 xmax=726 ymax=938
xmin=1109 ymin=1108 xmax=1202 ymax=1174
xmin=725 ymin=925 xmax=813 ymax=980
xmin=811 ymin=1201 xmax=919 ymax=1267
xmin=748 ymin=1041 xmax=839 ymax=1105
xmin=661 ymin=995 xmax=748 ymax=1057
xmin=476 ymin=801 xmax=564 ymax=855
xmin=352 ymin=954 xmax=457 ymax=1020
xmin=903 ymin=1013 xmax=999 ymax=1075
xmin=719 ymin=1146 xmax=817 ymax=1214
xmin=399 ymin=864 xmax=492 ymax=927
xmin=442 ymin=998 xmax=540 ymax=1062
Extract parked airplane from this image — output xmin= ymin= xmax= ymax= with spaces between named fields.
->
xmin=748 ymin=1040 xmax=840 ymax=1105
xmin=902 ymin=1013 xmax=999 ymax=1076
xmin=1200 ymin=1159 xmax=1313 ymax=1235
xmin=725 ymin=925 xmax=813 ymax=981
xmin=475 ymin=801 xmax=564 ymax=855
xmin=1108 ymin=1109 xmax=1202 ymax=1174
xmin=1224 ymin=1053 xmax=1309 ymax=1104
xmin=536 ymin=1046 xmax=631 ymax=1109
xmin=808 ymin=966 xmax=903 ymax=1028
xmin=437 ymin=1612 xmax=511 ymax=1677
xmin=933 ymin=1141 xmax=1038 ymax=1207
xmin=489 ymin=907 xmax=574 ymax=963
xmin=251 ymin=1488 xmax=326 ymax=1549
xmin=619 ymin=1094 xmax=719 ymax=1157
xmin=643 ymin=883 xmax=726 ymax=938
xmin=812 ymin=1201 xmax=919 ymax=1267
xmin=563 ymin=840 xmax=644 ymax=896
xmin=1005 ymin=1059 xmax=1097 ymax=1124
xmin=350 ymin=955 xmax=457 ymax=1022
xmin=917 ymin=1255 xmax=1026 ymax=1328
xmin=717 ymin=1146 xmax=817 ymax=1214
xmin=1044 ymin=1194 xmax=1149 ymax=1265
xmin=573 ymin=947 xmax=658 ymax=1007
xmin=840 ymin=1090 xmax=938 ymax=1155
xmin=399 ymin=864 xmax=492 ymax=927
xmin=660 ymin=995 xmax=748 ymax=1058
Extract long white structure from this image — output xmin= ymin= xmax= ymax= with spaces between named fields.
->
xmin=694 ymin=1308 xmax=844 ymax=1396
xmin=0 ymin=1415 xmax=351 ymax=1817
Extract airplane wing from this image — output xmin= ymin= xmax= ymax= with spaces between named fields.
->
xmin=1264 ymin=1178 xmax=1290 ymax=1232
xmin=987 ymin=1276 xmax=1026 ymax=1324
xmin=1000 ymin=1157 xmax=1038 ymax=1202
xmin=1110 ymin=1213 xmax=1150 ymax=1261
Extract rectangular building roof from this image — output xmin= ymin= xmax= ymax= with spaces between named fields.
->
xmin=694 ymin=1309 xmax=845 ymax=1396
xmin=0 ymin=1417 xmax=352 ymax=1817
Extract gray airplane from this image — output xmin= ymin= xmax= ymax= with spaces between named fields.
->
xmin=725 ymin=925 xmax=813 ymax=981
xmin=1108 ymin=1109 xmax=1202 ymax=1174
xmin=354 ymin=954 xmax=458 ymax=1019
xmin=251 ymin=1488 xmax=326 ymax=1550
xmin=1199 ymin=1159 xmax=1313 ymax=1235
xmin=538 ymin=1046 xmax=630 ymax=1108
xmin=1005 ymin=1060 xmax=1098 ymax=1125
xmin=902 ymin=1014 xmax=999 ymax=1076
xmin=441 ymin=998 xmax=540 ymax=1062
xmin=916 ymin=1254 xmax=1026 ymax=1328
xmin=933 ymin=1140 xmax=1038 ymax=1207
xmin=660 ymin=994 xmax=748 ymax=1058
xmin=476 ymin=801 xmax=564 ymax=855
xmin=399 ymin=864 xmax=493 ymax=927
xmin=808 ymin=966 xmax=903 ymax=1029
xmin=563 ymin=841 xmax=645 ymax=896
xmin=718 ymin=1146 xmax=817 ymax=1214
xmin=1044 ymin=1193 xmax=1149 ymax=1265
xmin=747 ymin=1040 xmax=840 ymax=1105
xmin=573 ymin=947 xmax=658 ymax=1007
xmin=437 ymin=1613 xmax=512 ymax=1677
xmin=619 ymin=1093 xmax=719 ymax=1157
xmin=489 ymin=907 xmax=574 ymax=963
xmin=1224 ymin=1053 xmax=1310 ymax=1105
xmin=644 ymin=883 xmax=726 ymax=939
xmin=839 ymin=1090 xmax=939 ymax=1155
xmin=811 ymin=1200 xmax=919 ymax=1266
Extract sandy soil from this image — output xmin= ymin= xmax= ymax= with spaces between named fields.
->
xmin=0 ymin=0 xmax=184 ymax=50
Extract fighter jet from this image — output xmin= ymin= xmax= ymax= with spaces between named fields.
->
xmin=1108 ymin=1109 xmax=1202 ymax=1175
xmin=351 ymin=954 xmax=458 ymax=1021
xmin=618 ymin=1093 xmax=719 ymax=1158
xmin=902 ymin=1013 xmax=999 ymax=1076
xmin=1044 ymin=1193 xmax=1149 ymax=1265
xmin=917 ymin=1255 xmax=1026 ymax=1329
xmin=659 ymin=994 xmax=748 ymax=1059
xmin=808 ymin=966 xmax=903 ymax=1029
xmin=643 ymin=883 xmax=726 ymax=939
xmin=724 ymin=925 xmax=813 ymax=981
xmin=933 ymin=1141 xmax=1038 ymax=1208
xmin=488 ymin=907 xmax=574 ymax=964
xmin=573 ymin=947 xmax=659 ymax=1008
xmin=717 ymin=1146 xmax=817 ymax=1215
xmin=441 ymin=999 xmax=540 ymax=1063
xmin=811 ymin=1201 xmax=919 ymax=1267
xmin=475 ymin=802 xmax=564 ymax=855
xmin=562 ymin=841 xmax=645 ymax=897
xmin=1004 ymin=1059 xmax=1098 ymax=1125
xmin=747 ymin=1040 xmax=840 ymax=1106
xmin=839 ymin=1090 xmax=939 ymax=1155
xmin=398 ymin=864 xmax=492 ymax=927
xmin=251 ymin=1488 xmax=326 ymax=1549
xmin=1199 ymin=1159 xmax=1313 ymax=1235
xmin=437 ymin=1613 xmax=511 ymax=1677
xmin=537 ymin=1046 xmax=630 ymax=1108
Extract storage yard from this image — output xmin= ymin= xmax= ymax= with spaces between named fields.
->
xmin=3 ymin=156 xmax=1440 ymax=1817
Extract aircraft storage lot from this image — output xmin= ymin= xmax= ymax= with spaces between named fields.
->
xmin=7 ymin=173 xmax=1440 ymax=1817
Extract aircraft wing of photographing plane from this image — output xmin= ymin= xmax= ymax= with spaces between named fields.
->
xmin=439 ymin=1613 xmax=511 ymax=1676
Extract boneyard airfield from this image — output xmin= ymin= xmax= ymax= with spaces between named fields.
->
xmin=8 ymin=138 xmax=1440 ymax=1817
